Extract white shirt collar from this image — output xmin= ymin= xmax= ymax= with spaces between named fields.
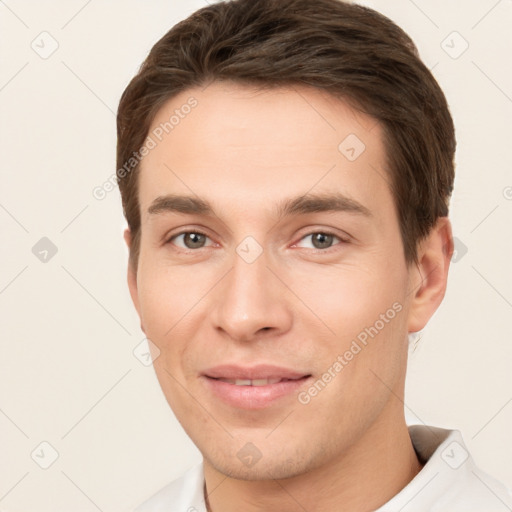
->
xmin=135 ymin=425 xmax=512 ymax=511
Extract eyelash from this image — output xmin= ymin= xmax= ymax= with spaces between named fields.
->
xmin=293 ymin=231 xmax=349 ymax=251
xmin=166 ymin=230 xmax=214 ymax=251
xmin=166 ymin=229 xmax=349 ymax=253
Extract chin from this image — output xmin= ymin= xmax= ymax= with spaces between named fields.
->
xmin=204 ymin=441 xmax=321 ymax=482
xmin=211 ymin=458 xmax=309 ymax=481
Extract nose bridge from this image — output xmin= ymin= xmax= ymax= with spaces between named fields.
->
xmin=212 ymin=245 xmax=292 ymax=341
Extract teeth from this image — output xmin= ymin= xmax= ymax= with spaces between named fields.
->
xmin=252 ymin=379 xmax=273 ymax=386
xmin=218 ymin=378 xmax=283 ymax=386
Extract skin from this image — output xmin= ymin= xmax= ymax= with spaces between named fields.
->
xmin=125 ymin=81 xmax=453 ymax=512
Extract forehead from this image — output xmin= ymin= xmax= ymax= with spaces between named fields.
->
xmin=138 ymin=81 xmax=393 ymax=219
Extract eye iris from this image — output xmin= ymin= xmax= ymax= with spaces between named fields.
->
xmin=184 ymin=232 xmax=206 ymax=248
xmin=312 ymin=233 xmax=333 ymax=249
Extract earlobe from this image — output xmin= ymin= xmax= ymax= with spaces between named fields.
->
xmin=123 ymin=228 xmax=132 ymax=251
xmin=407 ymin=217 xmax=453 ymax=333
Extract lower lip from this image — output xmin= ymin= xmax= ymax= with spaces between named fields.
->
xmin=202 ymin=376 xmax=311 ymax=409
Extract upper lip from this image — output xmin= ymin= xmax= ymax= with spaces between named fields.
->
xmin=202 ymin=364 xmax=310 ymax=380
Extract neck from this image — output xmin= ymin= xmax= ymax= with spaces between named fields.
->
xmin=204 ymin=412 xmax=422 ymax=512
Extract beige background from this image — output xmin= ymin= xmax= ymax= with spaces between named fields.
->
xmin=1 ymin=0 xmax=511 ymax=510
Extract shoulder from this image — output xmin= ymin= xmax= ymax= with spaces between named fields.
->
xmin=134 ymin=463 xmax=206 ymax=512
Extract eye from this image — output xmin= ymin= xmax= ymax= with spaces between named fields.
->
xmin=168 ymin=231 xmax=213 ymax=250
xmin=295 ymin=232 xmax=345 ymax=250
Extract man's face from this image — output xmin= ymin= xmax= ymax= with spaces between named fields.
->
xmin=128 ymin=82 xmax=423 ymax=479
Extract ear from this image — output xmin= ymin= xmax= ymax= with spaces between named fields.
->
xmin=407 ymin=217 xmax=453 ymax=333
xmin=124 ymin=228 xmax=144 ymax=332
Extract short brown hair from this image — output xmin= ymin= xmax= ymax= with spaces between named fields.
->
xmin=117 ymin=0 xmax=455 ymax=270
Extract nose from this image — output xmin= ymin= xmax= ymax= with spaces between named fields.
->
xmin=210 ymin=249 xmax=293 ymax=343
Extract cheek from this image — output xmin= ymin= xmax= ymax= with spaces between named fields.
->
xmin=137 ymin=259 xmax=207 ymax=335
xmin=292 ymin=260 xmax=406 ymax=336
xmin=136 ymin=259 xmax=218 ymax=382
xmin=293 ymin=258 xmax=410 ymax=398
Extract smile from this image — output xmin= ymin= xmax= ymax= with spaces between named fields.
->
xmin=202 ymin=366 xmax=312 ymax=409
xmin=216 ymin=376 xmax=308 ymax=386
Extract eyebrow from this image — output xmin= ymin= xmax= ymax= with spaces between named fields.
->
xmin=147 ymin=192 xmax=372 ymax=218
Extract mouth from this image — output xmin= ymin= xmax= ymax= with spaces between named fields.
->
xmin=209 ymin=376 xmax=307 ymax=386
xmin=201 ymin=364 xmax=312 ymax=409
